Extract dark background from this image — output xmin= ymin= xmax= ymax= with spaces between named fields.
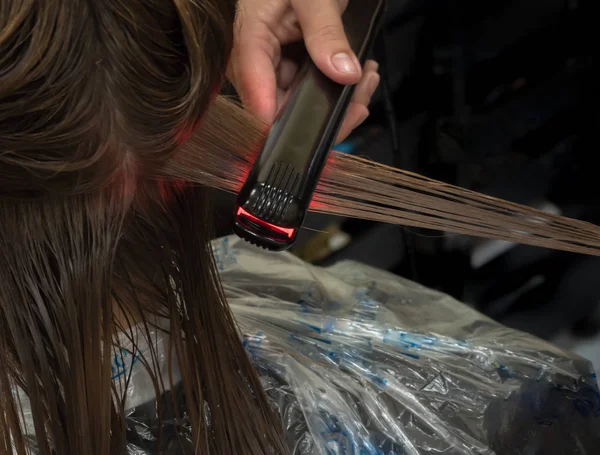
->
xmin=217 ymin=0 xmax=600 ymax=345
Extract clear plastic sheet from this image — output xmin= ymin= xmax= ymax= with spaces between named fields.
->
xmin=217 ymin=236 xmax=600 ymax=454
xmin=17 ymin=236 xmax=600 ymax=454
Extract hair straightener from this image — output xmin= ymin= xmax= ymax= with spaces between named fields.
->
xmin=233 ymin=0 xmax=387 ymax=251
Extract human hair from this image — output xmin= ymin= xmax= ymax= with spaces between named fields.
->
xmin=166 ymin=98 xmax=600 ymax=256
xmin=3 ymin=0 xmax=600 ymax=454
xmin=0 ymin=1 xmax=287 ymax=453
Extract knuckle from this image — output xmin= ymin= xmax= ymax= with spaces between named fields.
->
xmin=337 ymin=0 xmax=349 ymax=12
xmin=313 ymin=23 xmax=344 ymax=43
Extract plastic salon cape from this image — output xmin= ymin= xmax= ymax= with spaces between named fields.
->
xmin=110 ymin=236 xmax=600 ymax=455
xmin=22 ymin=236 xmax=600 ymax=454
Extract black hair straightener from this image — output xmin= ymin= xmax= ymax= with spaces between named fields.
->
xmin=233 ymin=0 xmax=387 ymax=251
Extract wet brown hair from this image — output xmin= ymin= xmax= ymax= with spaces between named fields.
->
xmin=0 ymin=1 xmax=287 ymax=454
xmin=3 ymin=0 xmax=600 ymax=455
xmin=167 ymin=98 xmax=600 ymax=256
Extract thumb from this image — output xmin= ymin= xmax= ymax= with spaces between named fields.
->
xmin=291 ymin=0 xmax=362 ymax=86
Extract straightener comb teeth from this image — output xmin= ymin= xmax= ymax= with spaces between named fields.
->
xmin=235 ymin=228 xmax=270 ymax=251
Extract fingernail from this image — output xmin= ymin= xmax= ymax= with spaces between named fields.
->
xmin=365 ymin=60 xmax=379 ymax=72
xmin=332 ymin=53 xmax=360 ymax=75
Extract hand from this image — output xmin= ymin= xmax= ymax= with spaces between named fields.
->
xmin=227 ymin=0 xmax=380 ymax=143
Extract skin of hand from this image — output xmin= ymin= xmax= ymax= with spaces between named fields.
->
xmin=227 ymin=0 xmax=381 ymax=143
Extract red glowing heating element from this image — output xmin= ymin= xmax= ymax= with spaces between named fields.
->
xmin=235 ymin=206 xmax=296 ymax=240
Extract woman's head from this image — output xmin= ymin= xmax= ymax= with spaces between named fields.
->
xmin=0 ymin=0 xmax=235 ymax=197
xmin=0 ymin=1 xmax=287 ymax=454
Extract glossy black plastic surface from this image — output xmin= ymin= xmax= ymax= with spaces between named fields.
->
xmin=235 ymin=0 xmax=387 ymax=251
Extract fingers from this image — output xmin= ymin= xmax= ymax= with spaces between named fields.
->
xmin=335 ymin=60 xmax=380 ymax=144
xmin=227 ymin=18 xmax=281 ymax=122
xmin=335 ymin=104 xmax=369 ymax=145
xmin=276 ymin=58 xmax=298 ymax=92
xmin=290 ymin=0 xmax=362 ymax=86
xmin=271 ymin=9 xmax=303 ymax=46
xmin=275 ymin=58 xmax=298 ymax=106
xmin=352 ymin=60 xmax=379 ymax=106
